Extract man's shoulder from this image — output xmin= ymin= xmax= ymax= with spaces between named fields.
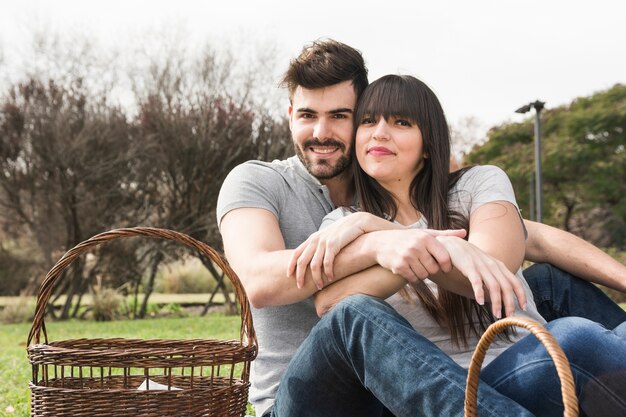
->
xmin=217 ymin=160 xmax=290 ymax=226
xmin=228 ymin=157 xmax=302 ymax=182
xmin=217 ymin=156 xmax=312 ymax=220
xmin=231 ymin=158 xmax=286 ymax=175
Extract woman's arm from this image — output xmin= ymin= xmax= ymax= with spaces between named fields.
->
xmin=314 ymin=233 xmax=526 ymax=319
xmin=314 ymin=203 xmax=527 ymax=319
xmin=314 ymin=266 xmax=406 ymax=317
xmin=288 ymin=211 xmax=465 ymax=288
xmin=305 ymin=198 xmax=528 ymax=318
xmin=467 ymin=202 xmax=526 ymax=273
xmin=351 ymin=200 xmax=528 ymax=318
xmin=428 ymin=200 xmax=527 ymax=317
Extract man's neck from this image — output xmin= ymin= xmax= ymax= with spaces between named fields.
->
xmin=321 ymin=172 xmax=354 ymax=207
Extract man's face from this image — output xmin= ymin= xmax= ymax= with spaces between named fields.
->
xmin=289 ymin=80 xmax=356 ymax=181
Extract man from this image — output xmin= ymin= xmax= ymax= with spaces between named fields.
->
xmin=217 ymin=39 xmax=626 ymax=416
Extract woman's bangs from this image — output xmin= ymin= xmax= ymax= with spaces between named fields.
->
xmin=357 ymin=76 xmax=420 ymax=123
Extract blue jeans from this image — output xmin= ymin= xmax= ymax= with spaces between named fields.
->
xmin=483 ymin=317 xmax=626 ymax=417
xmin=523 ymin=263 xmax=626 ymax=329
xmin=270 ymin=295 xmax=534 ymax=417
xmin=266 ymin=266 xmax=626 ymax=417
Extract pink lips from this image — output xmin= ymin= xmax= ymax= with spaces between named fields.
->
xmin=367 ymin=146 xmax=395 ymax=157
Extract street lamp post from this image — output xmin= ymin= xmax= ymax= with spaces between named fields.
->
xmin=516 ymin=100 xmax=545 ymax=223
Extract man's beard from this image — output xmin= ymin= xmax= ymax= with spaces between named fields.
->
xmin=295 ymin=138 xmax=352 ymax=180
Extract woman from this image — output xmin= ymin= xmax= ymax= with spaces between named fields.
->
xmin=289 ymin=74 xmax=626 ymax=416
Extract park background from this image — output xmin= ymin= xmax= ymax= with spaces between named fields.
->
xmin=0 ymin=0 xmax=625 ymax=415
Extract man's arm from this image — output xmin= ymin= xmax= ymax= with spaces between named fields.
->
xmin=220 ymin=208 xmax=323 ymax=308
xmin=221 ymin=207 xmax=385 ymax=308
xmin=220 ymin=208 xmax=412 ymax=308
xmin=524 ymin=220 xmax=626 ymax=293
xmin=222 ymin=209 xmax=456 ymax=310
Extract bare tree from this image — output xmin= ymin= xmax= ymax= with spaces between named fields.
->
xmin=0 ymin=78 xmax=142 ymax=317
xmin=449 ymin=116 xmax=487 ymax=165
xmin=0 ymin=29 xmax=292 ymax=318
xmin=130 ymin=42 xmax=291 ymax=316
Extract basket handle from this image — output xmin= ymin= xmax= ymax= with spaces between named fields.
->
xmin=464 ymin=316 xmax=578 ymax=417
xmin=27 ymin=227 xmax=257 ymax=350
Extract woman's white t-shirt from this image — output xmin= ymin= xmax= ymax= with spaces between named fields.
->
xmin=321 ymin=165 xmax=546 ymax=368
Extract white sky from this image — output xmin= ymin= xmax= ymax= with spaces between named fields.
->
xmin=1 ymin=0 xmax=625 ymax=137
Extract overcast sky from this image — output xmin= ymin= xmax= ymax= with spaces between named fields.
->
xmin=1 ymin=0 xmax=625 ymax=137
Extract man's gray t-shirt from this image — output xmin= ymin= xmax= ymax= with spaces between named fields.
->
xmin=216 ymin=156 xmax=335 ymax=417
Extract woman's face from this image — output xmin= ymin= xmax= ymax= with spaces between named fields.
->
xmin=355 ymin=115 xmax=426 ymax=187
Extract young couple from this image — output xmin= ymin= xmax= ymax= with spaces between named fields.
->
xmin=217 ymin=40 xmax=626 ymax=417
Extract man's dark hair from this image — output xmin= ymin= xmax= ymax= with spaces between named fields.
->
xmin=280 ymin=39 xmax=368 ymax=102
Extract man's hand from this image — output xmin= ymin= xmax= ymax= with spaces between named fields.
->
xmin=287 ymin=212 xmax=374 ymax=289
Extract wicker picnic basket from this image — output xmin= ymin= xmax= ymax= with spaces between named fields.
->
xmin=27 ymin=227 xmax=258 ymax=417
xmin=464 ymin=316 xmax=579 ymax=417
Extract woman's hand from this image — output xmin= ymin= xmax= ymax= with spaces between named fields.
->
xmin=372 ymin=228 xmax=466 ymax=282
xmin=435 ymin=235 xmax=527 ymax=318
xmin=287 ymin=212 xmax=382 ymax=289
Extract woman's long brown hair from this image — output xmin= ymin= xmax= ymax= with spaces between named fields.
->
xmin=353 ymin=75 xmax=499 ymax=346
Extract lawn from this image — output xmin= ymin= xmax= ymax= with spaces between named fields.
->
xmin=2 ymin=304 xmax=624 ymax=416
xmin=0 ymin=293 xmax=226 ymax=307
xmin=0 ymin=314 xmax=245 ymax=416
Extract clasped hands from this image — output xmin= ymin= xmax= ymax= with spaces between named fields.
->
xmin=286 ymin=212 xmax=527 ymax=319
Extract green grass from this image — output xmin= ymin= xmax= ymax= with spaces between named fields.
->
xmin=2 ymin=302 xmax=624 ymax=416
xmin=0 ymin=315 xmax=246 ymax=416
xmin=0 ymin=293 xmax=227 ymax=308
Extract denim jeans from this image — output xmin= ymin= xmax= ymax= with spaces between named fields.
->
xmin=266 ymin=266 xmax=626 ymax=417
xmin=483 ymin=317 xmax=626 ymax=417
xmin=270 ymin=294 xmax=534 ymax=417
xmin=523 ymin=263 xmax=626 ymax=329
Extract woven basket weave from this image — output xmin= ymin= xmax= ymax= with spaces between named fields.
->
xmin=27 ymin=227 xmax=257 ymax=417
xmin=464 ymin=316 xmax=578 ymax=417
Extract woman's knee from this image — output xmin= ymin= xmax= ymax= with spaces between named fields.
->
xmin=614 ymin=321 xmax=626 ymax=338
xmin=547 ymin=317 xmax=611 ymax=356
xmin=523 ymin=262 xmax=553 ymax=283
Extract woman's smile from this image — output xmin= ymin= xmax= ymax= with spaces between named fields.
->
xmin=367 ymin=146 xmax=395 ymax=157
